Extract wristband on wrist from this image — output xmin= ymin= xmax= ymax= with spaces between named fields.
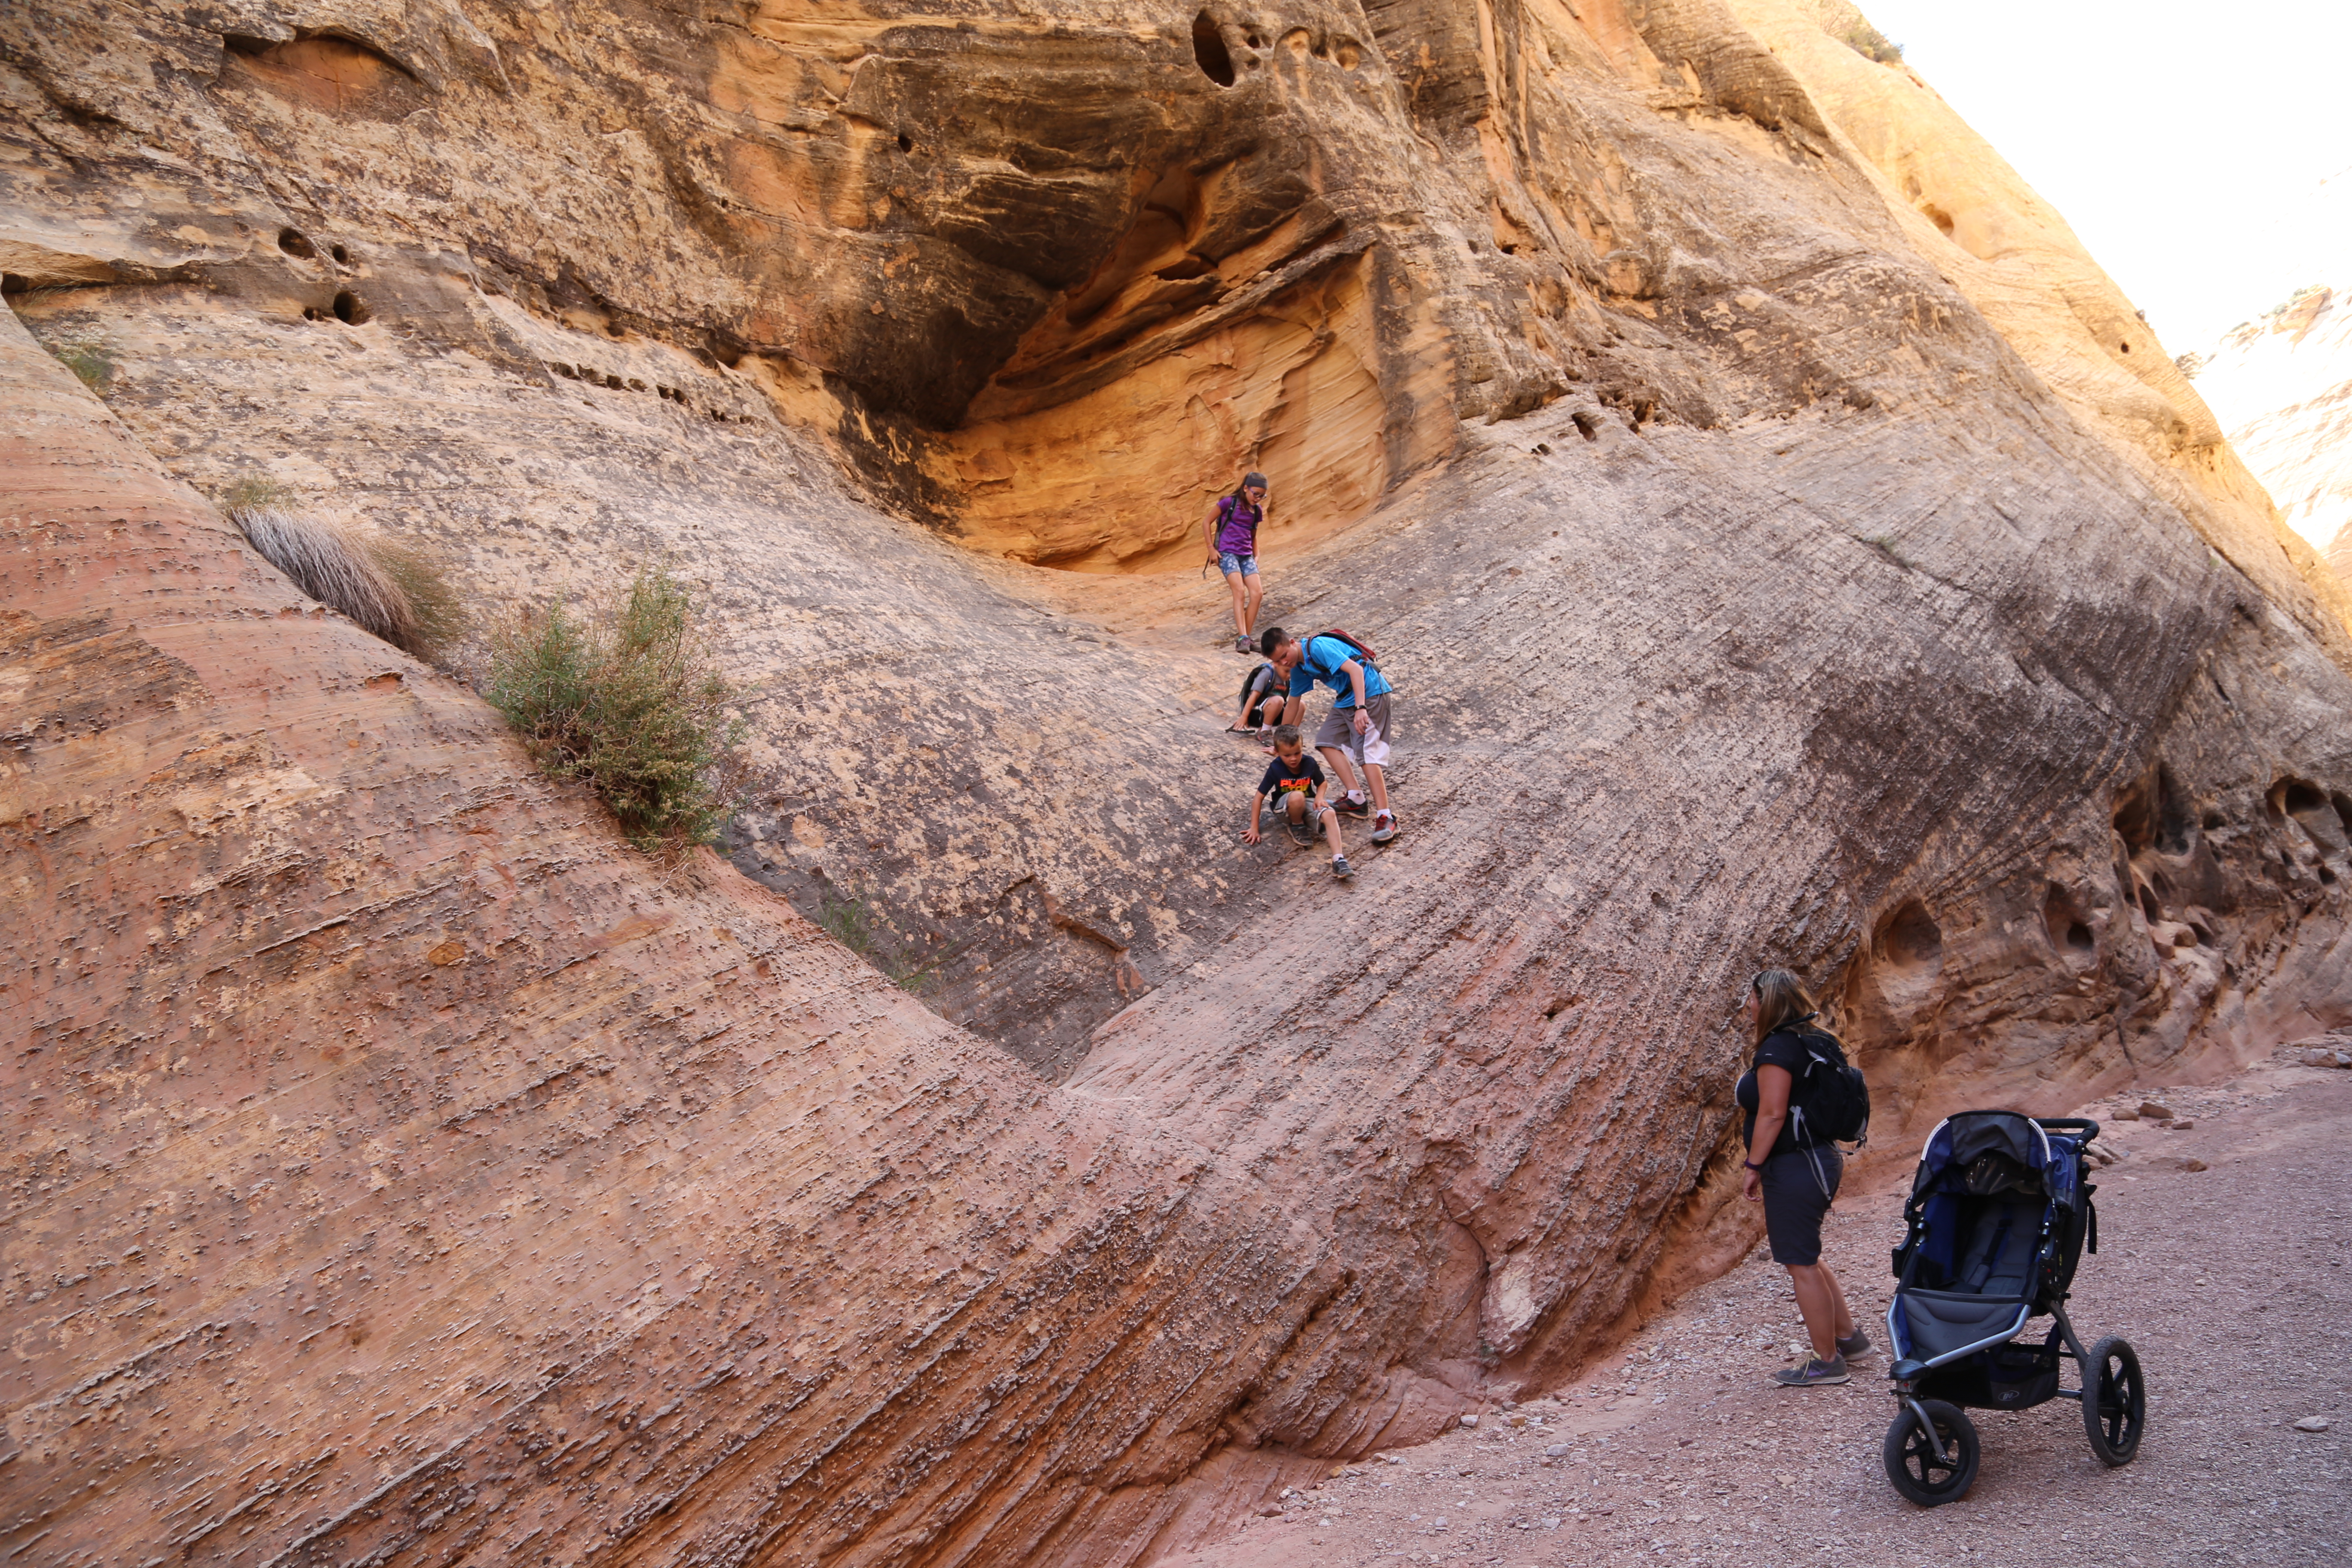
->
xmin=1744 ymin=1159 xmax=1767 ymax=1170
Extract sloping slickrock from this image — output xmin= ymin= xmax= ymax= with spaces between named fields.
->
xmin=5 ymin=3 xmax=2352 ymax=1566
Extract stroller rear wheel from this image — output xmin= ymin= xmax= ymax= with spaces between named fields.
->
xmin=1881 ymin=1399 xmax=1979 ymax=1506
xmin=2081 ymin=1335 xmax=2146 ymax=1465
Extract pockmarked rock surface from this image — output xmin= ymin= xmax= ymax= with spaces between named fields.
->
xmin=5 ymin=3 xmax=2352 ymax=1566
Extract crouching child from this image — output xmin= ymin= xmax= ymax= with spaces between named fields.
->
xmin=1241 ymin=726 xmax=1354 ymax=879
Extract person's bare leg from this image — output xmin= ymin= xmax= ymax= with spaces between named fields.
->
xmin=1225 ymin=571 xmax=1252 ymax=639
xmin=1243 ymin=574 xmax=1265 ymax=636
xmin=1320 ymin=805 xmax=1345 ymax=858
xmin=1285 ymin=792 xmax=1309 ymax=830
xmin=1318 ymin=745 xmax=1363 ymax=799
xmin=1786 ymin=1264 xmax=1848 ymax=1362
xmin=1817 ymin=1258 xmax=1857 ymax=1341
xmin=1363 ymin=761 xmax=1390 ymax=816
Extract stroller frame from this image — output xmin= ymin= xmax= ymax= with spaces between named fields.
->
xmin=1879 ymin=1112 xmax=2147 ymax=1505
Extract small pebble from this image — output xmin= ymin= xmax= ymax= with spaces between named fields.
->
xmin=2138 ymin=1100 xmax=2175 ymax=1119
xmin=1458 ymin=1414 xmax=1479 ymax=1429
xmin=2293 ymin=1416 xmax=2332 ymax=1432
xmin=1546 ymin=1443 xmax=1570 ymax=1458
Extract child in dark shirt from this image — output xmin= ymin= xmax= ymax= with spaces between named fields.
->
xmin=1241 ymin=726 xmax=1354 ymax=878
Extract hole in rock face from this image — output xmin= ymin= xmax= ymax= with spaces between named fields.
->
xmin=2336 ymin=792 xmax=2352 ymax=839
xmin=1571 ymin=411 xmax=1600 ymax=441
xmin=278 ymin=227 xmax=315 ymax=258
xmin=331 ymin=290 xmax=369 ymax=324
xmin=2138 ymin=883 xmax=2162 ymax=925
xmin=331 ymin=243 xmax=350 ymax=263
xmin=2119 ymin=342 xmax=2131 ymax=354
xmin=2322 ymin=864 xmax=2340 ymax=886
xmin=1191 ymin=11 xmax=1236 ymax=85
xmin=2044 ymin=882 xmax=2095 ymax=956
xmin=897 ymin=132 xmax=912 ymax=153
xmin=1875 ymin=900 xmax=1942 ymax=973
xmin=2201 ymin=810 xmax=2225 ymax=831
xmin=1920 ymin=202 xmax=1955 ymax=238
xmin=2187 ymin=922 xmax=2212 ymax=946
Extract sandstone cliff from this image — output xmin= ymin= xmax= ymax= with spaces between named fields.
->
xmin=6 ymin=3 xmax=2351 ymax=1566
xmin=2183 ymin=283 xmax=2352 ymax=578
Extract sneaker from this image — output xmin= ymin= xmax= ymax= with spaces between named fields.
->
xmin=1370 ymin=809 xmax=1397 ymax=843
xmin=1331 ymin=795 xmax=1370 ymax=818
xmin=1836 ymin=1329 xmax=1874 ymax=1360
xmin=1331 ymin=855 xmax=1355 ymax=879
xmin=1234 ymin=634 xmax=1254 ymax=653
xmin=1286 ymin=816 xmax=1318 ymax=847
xmin=1772 ymin=1356 xmax=1850 ymax=1387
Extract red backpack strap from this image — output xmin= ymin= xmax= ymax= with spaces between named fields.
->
xmin=1318 ymin=626 xmax=1380 ymax=664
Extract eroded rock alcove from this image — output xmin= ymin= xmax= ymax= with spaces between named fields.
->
xmin=5 ymin=2 xmax=2351 ymax=1565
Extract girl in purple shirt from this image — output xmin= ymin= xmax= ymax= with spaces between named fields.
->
xmin=1200 ymin=471 xmax=1268 ymax=653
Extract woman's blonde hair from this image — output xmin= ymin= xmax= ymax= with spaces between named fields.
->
xmin=1751 ymin=967 xmax=1817 ymax=1044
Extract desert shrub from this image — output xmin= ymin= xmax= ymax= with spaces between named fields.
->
xmin=1804 ymin=0 xmax=1902 ymax=64
xmin=486 ymin=563 xmax=747 ymax=851
xmin=228 ymin=502 xmax=464 ymax=662
xmin=49 ymin=337 xmax=116 ymax=391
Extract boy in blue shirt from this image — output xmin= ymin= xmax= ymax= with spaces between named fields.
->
xmin=1260 ymin=626 xmax=1397 ymax=843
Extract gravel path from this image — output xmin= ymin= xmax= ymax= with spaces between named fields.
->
xmin=1162 ymin=1047 xmax=2352 ymax=1568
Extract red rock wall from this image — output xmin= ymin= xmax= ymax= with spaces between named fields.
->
xmin=6 ymin=3 xmax=2352 ymax=1566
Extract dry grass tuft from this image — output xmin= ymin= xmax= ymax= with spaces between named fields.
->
xmin=228 ymin=500 xmax=465 ymax=662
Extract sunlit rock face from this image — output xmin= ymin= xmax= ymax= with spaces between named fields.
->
xmin=2178 ymin=283 xmax=2352 ymax=576
xmin=5 ymin=3 xmax=2351 ymax=1566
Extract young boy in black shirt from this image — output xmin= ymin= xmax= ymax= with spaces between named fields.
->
xmin=1241 ymin=726 xmax=1354 ymax=878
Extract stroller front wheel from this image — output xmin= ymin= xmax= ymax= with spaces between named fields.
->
xmin=2081 ymin=1335 xmax=2147 ymax=1465
xmin=1882 ymin=1399 xmax=1980 ymax=1506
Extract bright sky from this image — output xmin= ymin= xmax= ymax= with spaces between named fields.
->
xmin=1857 ymin=0 xmax=2352 ymax=354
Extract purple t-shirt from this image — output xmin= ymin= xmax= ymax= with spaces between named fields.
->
xmin=1213 ymin=495 xmax=1263 ymax=556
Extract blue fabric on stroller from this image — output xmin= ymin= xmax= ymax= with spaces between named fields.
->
xmin=1888 ymin=1111 xmax=2086 ymax=1367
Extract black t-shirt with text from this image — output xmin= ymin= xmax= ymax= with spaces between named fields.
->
xmin=1256 ymin=753 xmax=1326 ymax=805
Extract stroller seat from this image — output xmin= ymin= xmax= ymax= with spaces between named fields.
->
xmin=1897 ymin=1192 xmax=2041 ymax=1358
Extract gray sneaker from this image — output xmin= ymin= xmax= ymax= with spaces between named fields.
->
xmin=1331 ymin=855 xmax=1355 ymax=879
xmin=1371 ymin=809 xmax=1397 ymax=844
xmin=1772 ymin=1355 xmax=1850 ymax=1387
xmin=1837 ymin=1329 xmax=1874 ymax=1360
xmin=1286 ymin=815 xmax=1318 ymax=847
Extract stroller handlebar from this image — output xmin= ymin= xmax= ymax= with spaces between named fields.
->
xmin=2033 ymin=1115 xmax=2101 ymax=1141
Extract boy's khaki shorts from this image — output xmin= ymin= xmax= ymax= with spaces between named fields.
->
xmin=1315 ymin=692 xmax=1394 ymax=769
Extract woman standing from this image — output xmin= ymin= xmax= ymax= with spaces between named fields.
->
xmin=1202 ymin=472 xmax=1269 ymax=653
xmin=1738 ymin=968 xmax=1871 ymax=1386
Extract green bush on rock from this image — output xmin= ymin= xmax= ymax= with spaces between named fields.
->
xmin=487 ymin=563 xmax=747 ymax=852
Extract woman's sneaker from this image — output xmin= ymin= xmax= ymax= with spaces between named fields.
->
xmin=1234 ymin=634 xmax=1255 ymax=653
xmin=1772 ymin=1355 xmax=1850 ymax=1387
xmin=1331 ymin=856 xmax=1355 ymax=879
xmin=1836 ymin=1329 xmax=1874 ymax=1360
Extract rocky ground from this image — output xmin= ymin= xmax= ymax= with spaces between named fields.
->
xmin=1165 ymin=1044 xmax=2352 ymax=1568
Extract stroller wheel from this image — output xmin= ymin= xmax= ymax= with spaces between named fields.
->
xmin=1882 ymin=1399 xmax=1979 ymax=1506
xmin=2081 ymin=1335 xmax=2146 ymax=1466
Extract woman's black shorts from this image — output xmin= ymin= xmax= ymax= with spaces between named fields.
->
xmin=1759 ymin=1146 xmax=1843 ymax=1266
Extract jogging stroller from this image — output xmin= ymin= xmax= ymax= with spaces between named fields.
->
xmin=1880 ymin=1112 xmax=2147 ymax=1504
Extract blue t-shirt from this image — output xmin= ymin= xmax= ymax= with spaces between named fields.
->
xmin=1286 ymin=635 xmax=1393 ymax=709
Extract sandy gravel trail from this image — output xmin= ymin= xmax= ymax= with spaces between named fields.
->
xmin=1163 ymin=1048 xmax=2352 ymax=1568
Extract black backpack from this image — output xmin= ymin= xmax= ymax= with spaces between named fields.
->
xmin=1237 ymin=661 xmax=1277 ymax=707
xmin=1785 ymin=1026 xmax=1871 ymax=1148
